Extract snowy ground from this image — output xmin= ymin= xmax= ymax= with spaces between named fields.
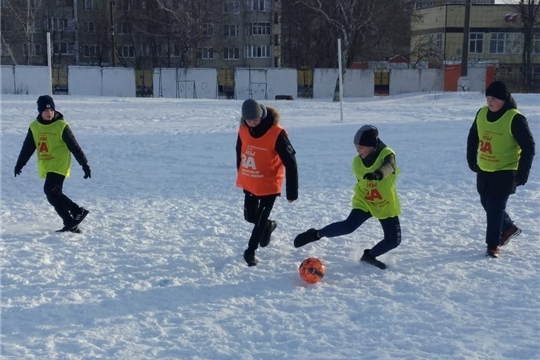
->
xmin=1 ymin=92 xmax=539 ymax=359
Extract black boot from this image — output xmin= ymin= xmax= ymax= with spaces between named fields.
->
xmin=360 ymin=249 xmax=387 ymax=269
xmin=260 ymin=220 xmax=277 ymax=248
xmin=294 ymin=228 xmax=320 ymax=248
xmin=243 ymin=249 xmax=258 ymax=267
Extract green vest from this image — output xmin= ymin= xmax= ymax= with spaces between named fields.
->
xmin=476 ymin=106 xmax=521 ymax=172
xmin=351 ymin=147 xmax=401 ymax=219
xmin=30 ymin=120 xmax=71 ymax=178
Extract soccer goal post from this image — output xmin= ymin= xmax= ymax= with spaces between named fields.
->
xmin=176 ymin=80 xmax=197 ymax=99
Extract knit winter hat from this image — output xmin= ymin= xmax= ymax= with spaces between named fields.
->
xmin=242 ymin=99 xmax=266 ymax=120
xmin=485 ymin=81 xmax=510 ymax=101
xmin=354 ymin=125 xmax=379 ymax=147
xmin=37 ymin=95 xmax=55 ymax=113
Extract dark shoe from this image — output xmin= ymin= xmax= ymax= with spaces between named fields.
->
xmin=71 ymin=207 xmax=89 ymax=227
xmin=500 ymin=225 xmax=522 ymax=246
xmin=486 ymin=246 xmax=500 ymax=258
xmin=260 ymin=220 xmax=277 ymax=248
xmin=294 ymin=228 xmax=320 ymax=248
xmin=243 ymin=250 xmax=258 ymax=267
xmin=56 ymin=225 xmax=81 ymax=233
xmin=360 ymin=249 xmax=387 ymax=269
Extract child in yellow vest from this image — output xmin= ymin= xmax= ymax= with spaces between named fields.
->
xmin=14 ymin=95 xmax=91 ymax=233
xmin=236 ymin=99 xmax=298 ymax=266
xmin=467 ymin=81 xmax=536 ymax=258
xmin=294 ymin=125 xmax=401 ymax=270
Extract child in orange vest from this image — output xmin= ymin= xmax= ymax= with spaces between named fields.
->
xmin=14 ymin=95 xmax=91 ymax=233
xmin=236 ymin=99 xmax=298 ymax=266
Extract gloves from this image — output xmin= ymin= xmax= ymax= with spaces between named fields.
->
xmin=82 ymin=164 xmax=91 ymax=179
xmin=516 ymin=173 xmax=527 ymax=186
xmin=468 ymin=163 xmax=479 ymax=173
xmin=363 ymin=172 xmax=382 ymax=181
xmin=14 ymin=165 xmax=22 ymax=177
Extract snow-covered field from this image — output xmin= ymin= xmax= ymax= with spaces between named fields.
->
xmin=1 ymin=92 xmax=539 ymax=359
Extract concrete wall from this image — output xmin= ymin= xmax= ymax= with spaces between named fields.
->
xmin=235 ymin=68 xmax=297 ymax=100
xmin=68 ymin=66 xmax=136 ymax=97
xmin=313 ymin=69 xmax=374 ymax=98
xmin=467 ymin=67 xmax=487 ymax=92
xmin=1 ymin=65 xmax=50 ymax=94
xmin=1 ymin=66 xmax=15 ymax=94
xmin=390 ymin=69 xmax=444 ymax=95
xmin=153 ymin=68 xmax=217 ymax=99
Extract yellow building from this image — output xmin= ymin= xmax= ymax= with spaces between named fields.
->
xmin=411 ymin=4 xmax=540 ymax=90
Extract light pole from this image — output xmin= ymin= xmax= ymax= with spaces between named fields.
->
xmin=110 ymin=1 xmax=116 ymax=66
xmin=460 ymin=0 xmax=471 ymax=77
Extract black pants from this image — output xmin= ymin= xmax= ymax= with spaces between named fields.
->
xmin=318 ymin=209 xmax=401 ymax=257
xmin=480 ymin=193 xmax=513 ymax=249
xmin=44 ymin=172 xmax=79 ymax=226
xmin=243 ymin=191 xmax=277 ymax=252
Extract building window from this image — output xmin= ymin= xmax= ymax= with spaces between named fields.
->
xmin=1 ymin=18 xmax=8 ymax=32
xmin=116 ymin=0 xmax=131 ymax=11
xmin=489 ymin=33 xmax=521 ymax=54
xmin=202 ymin=23 xmax=214 ymax=36
xmin=83 ymin=21 xmax=96 ymax=34
xmin=83 ymin=0 xmax=98 ymax=10
xmin=469 ymin=33 xmax=483 ymax=54
xmin=247 ymin=0 xmax=270 ymax=12
xmin=53 ymin=42 xmax=70 ymax=55
xmin=1 ymin=0 xmax=8 ymax=8
xmin=46 ymin=18 xmax=69 ymax=31
xmin=224 ymin=0 xmax=240 ymax=13
xmin=198 ymin=47 xmax=214 ymax=60
xmin=83 ymin=44 xmax=100 ymax=57
xmin=429 ymin=33 xmax=442 ymax=54
xmin=117 ymin=22 xmax=132 ymax=34
xmin=23 ymin=44 xmax=43 ymax=56
xmin=244 ymin=45 xmax=270 ymax=58
xmin=223 ymin=47 xmax=240 ymax=60
xmin=245 ymin=22 xmax=271 ymax=36
xmin=533 ymin=35 xmax=540 ymax=54
xmin=224 ymin=24 xmax=239 ymax=37
xmin=117 ymin=45 xmax=135 ymax=58
xmin=172 ymin=44 xmax=181 ymax=57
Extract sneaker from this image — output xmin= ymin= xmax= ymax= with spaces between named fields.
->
xmin=56 ymin=225 xmax=81 ymax=233
xmin=243 ymin=250 xmax=258 ymax=267
xmin=293 ymin=228 xmax=320 ymax=248
xmin=500 ymin=225 xmax=522 ymax=246
xmin=71 ymin=207 xmax=89 ymax=228
xmin=259 ymin=220 xmax=277 ymax=248
xmin=360 ymin=249 xmax=387 ymax=270
xmin=486 ymin=246 xmax=500 ymax=258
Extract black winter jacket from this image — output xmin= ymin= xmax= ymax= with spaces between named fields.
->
xmin=360 ymin=139 xmax=396 ymax=179
xmin=466 ymin=96 xmax=535 ymax=196
xmin=236 ymin=106 xmax=298 ymax=201
xmin=15 ymin=111 xmax=89 ymax=170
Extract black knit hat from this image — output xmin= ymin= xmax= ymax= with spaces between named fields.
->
xmin=485 ymin=81 xmax=510 ymax=101
xmin=242 ymin=99 xmax=267 ymax=120
xmin=354 ymin=125 xmax=378 ymax=147
xmin=37 ymin=95 xmax=55 ymax=113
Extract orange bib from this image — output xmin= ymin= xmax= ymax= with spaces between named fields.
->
xmin=236 ymin=125 xmax=285 ymax=196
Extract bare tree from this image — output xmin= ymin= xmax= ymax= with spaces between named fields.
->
xmin=409 ymin=34 xmax=444 ymax=68
xmin=5 ymin=0 xmax=46 ymax=65
xmin=294 ymin=0 xmax=411 ymax=100
xmin=511 ymin=0 xmax=540 ymax=92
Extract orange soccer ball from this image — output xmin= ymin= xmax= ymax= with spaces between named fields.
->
xmin=299 ymin=258 xmax=325 ymax=284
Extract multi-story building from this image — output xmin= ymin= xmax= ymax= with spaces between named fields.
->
xmin=410 ymin=2 xmax=540 ymax=90
xmin=1 ymin=0 xmax=279 ymax=68
xmin=412 ymin=0 xmax=494 ymax=10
